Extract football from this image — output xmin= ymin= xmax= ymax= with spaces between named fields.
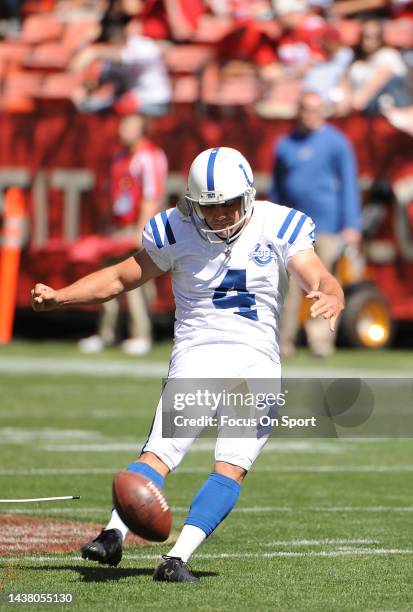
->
xmin=112 ymin=471 xmax=172 ymax=542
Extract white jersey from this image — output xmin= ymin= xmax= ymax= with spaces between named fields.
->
xmin=121 ymin=35 xmax=171 ymax=106
xmin=142 ymin=200 xmax=315 ymax=363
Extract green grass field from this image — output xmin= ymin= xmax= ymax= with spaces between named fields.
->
xmin=0 ymin=342 xmax=412 ymax=611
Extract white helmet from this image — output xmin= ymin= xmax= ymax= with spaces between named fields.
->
xmin=181 ymin=147 xmax=256 ymax=243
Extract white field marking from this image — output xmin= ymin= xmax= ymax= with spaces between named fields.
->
xmin=177 ymin=466 xmax=413 ymax=474
xmin=185 ymin=440 xmax=351 ymax=453
xmin=0 ymin=468 xmax=116 ymax=475
xmin=40 ymin=443 xmax=140 ymax=452
xmin=1 ymin=433 xmax=394 ymax=455
xmin=2 ymin=465 xmax=413 ymax=476
xmin=0 ymin=428 xmax=402 ymax=454
xmin=0 ymin=496 xmax=79 ymax=503
xmin=1 ymin=525 xmax=95 ymax=535
xmin=38 ymin=442 xmax=346 ymax=453
xmin=33 ymin=440 xmax=355 ymax=453
xmin=263 ymin=539 xmax=378 ymax=546
xmin=0 ymin=357 xmax=167 ymax=378
xmin=3 ymin=506 xmax=413 ymax=516
xmin=174 ymin=506 xmax=413 ymax=513
xmin=0 ymin=356 xmax=410 ymax=379
xmin=0 ymin=508 xmax=108 ymax=514
xmin=0 ymin=409 xmax=136 ymax=421
xmin=2 ymin=549 xmax=413 ymax=564
xmin=0 ymin=382 xmax=147 ymax=396
xmin=0 ymin=428 xmax=105 ymax=444
xmin=283 ymin=367 xmax=411 ymax=378
xmin=191 ymin=549 xmax=413 ymax=558
xmin=305 ymin=506 xmax=413 ymax=513
xmin=0 ymin=538 xmax=76 ymax=546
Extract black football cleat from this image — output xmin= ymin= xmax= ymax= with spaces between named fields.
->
xmin=81 ymin=529 xmax=123 ymax=567
xmin=153 ymin=555 xmax=199 ymax=583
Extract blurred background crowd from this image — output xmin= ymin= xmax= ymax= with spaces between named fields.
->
xmin=1 ymin=0 xmax=413 ymax=356
xmin=0 ymin=0 xmax=412 ymax=122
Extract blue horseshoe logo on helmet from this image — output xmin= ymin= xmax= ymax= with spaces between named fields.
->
xmin=239 ymin=163 xmax=254 ymax=187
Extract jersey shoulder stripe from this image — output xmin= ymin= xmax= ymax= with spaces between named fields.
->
xmin=161 ymin=209 xmax=176 ymax=245
xmin=277 ymin=208 xmax=298 ymax=239
xmin=268 ymin=203 xmax=313 ymax=245
xmin=149 ymin=209 xmax=176 ymax=249
xmin=288 ymin=212 xmax=309 ymax=244
xmin=149 ymin=217 xmax=163 ymax=248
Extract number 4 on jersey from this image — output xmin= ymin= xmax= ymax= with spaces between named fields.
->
xmin=212 ymin=269 xmax=258 ymax=321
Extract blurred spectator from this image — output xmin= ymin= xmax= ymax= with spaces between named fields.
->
xmin=331 ymin=0 xmax=413 ymax=19
xmin=56 ymin=0 xmax=107 ymax=18
xmin=72 ymin=16 xmax=171 ymax=115
xmin=269 ymin=91 xmax=361 ymax=357
xmin=331 ymin=0 xmax=389 ymax=19
xmin=383 ymin=104 xmax=413 ymax=133
xmin=302 ymin=24 xmax=354 ymax=103
xmin=256 ymin=0 xmax=326 ymax=117
xmin=308 ymin=0 xmax=333 ymax=17
xmin=217 ymin=19 xmax=278 ymax=65
xmin=78 ymin=113 xmax=168 ymax=355
xmin=207 ymin=0 xmax=274 ymax=20
xmin=132 ymin=0 xmax=205 ymax=41
xmin=199 ymin=19 xmax=277 ymax=110
xmin=0 ymin=0 xmax=24 ymax=35
xmin=391 ymin=0 xmax=413 ymax=19
xmin=335 ymin=19 xmax=409 ymax=115
xmin=273 ymin=0 xmax=326 ymax=72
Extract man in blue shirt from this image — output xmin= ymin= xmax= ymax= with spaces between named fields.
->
xmin=269 ymin=91 xmax=361 ymax=357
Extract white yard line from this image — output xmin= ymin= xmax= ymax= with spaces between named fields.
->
xmin=0 ymin=508 xmax=108 ymax=514
xmin=36 ymin=441 xmax=353 ymax=453
xmin=35 ymin=445 xmax=341 ymax=453
xmin=263 ymin=539 xmax=377 ymax=545
xmin=2 ymin=548 xmax=413 ymax=564
xmin=40 ymin=444 xmax=141 ymax=452
xmin=178 ymin=466 xmax=413 ymax=473
xmin=192 ymin=549 xmax=413 ymax=558
xmin=0 ymin=468 xmax=115 ymax=475
xmin=2 ymin=506 xmax=413 ymax=515
xmin=0 ymin=428 xmax=105 ymax=444
xmin=0 ymin=356 xmax=410 ymax=378
xmin=0 ymin=357 xmax=167 ymax=378
xmin=1 ymin=465 xmax=413 ymax=476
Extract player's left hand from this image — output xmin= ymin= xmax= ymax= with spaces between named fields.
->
xmin=306 ymin=291 xmax=344 ymax=331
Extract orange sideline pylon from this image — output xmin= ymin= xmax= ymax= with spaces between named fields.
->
xmin=0 ymin=188 xmax=26 ymax=344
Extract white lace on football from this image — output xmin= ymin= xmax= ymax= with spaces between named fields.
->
xmin=146 ymin=481 xmax=169 ymax=513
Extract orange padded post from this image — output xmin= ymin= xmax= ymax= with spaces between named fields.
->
xmin=0 ymin=188 xmax=26 ymax=344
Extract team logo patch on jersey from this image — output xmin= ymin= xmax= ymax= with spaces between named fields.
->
xmin=249 ymin=243 xmax=277 ymax=266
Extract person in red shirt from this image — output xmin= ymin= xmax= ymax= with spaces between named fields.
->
xmin=274 ymin=0 xmax=326 ymax=73
xmin=137 ymin=0 xmax=205 ymax=41
xmin=78 ymin=113 xmax=168 ymax=355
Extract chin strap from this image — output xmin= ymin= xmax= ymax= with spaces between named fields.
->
xmin=200 ymin=208 xmax=252 ymax=244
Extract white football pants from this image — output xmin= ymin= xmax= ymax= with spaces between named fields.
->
xmin=141 ymin=344 xmax=281 ymax=472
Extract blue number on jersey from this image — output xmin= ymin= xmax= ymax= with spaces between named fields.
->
xmin=212 ymin=269 xmax=258 ymax=321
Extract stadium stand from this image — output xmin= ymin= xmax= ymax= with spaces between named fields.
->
xmin=20 ymin=13 xmax=63 ymax=44
xmin=0 ymin=0 xmax=411 ymax=115
xmin=0 ymin=0 xmax=411 ymax=152
xmin=0 ymin=0 xmax=413 ymax=336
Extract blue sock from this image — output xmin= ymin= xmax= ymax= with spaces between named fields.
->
xmin=185 ymin=472 xmax=241 ymax=537
xmin=127 ymin=462 xmax=164 ymax=489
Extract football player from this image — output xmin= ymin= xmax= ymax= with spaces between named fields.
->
xmin=31 ymin=147 xmax=344 ymax=582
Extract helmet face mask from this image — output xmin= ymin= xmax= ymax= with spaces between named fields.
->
xmin=183 ymin=147 xmax=256 ymax=244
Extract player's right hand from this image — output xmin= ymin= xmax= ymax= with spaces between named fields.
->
xmin=31 ymin=284 xmax=59 ymax=312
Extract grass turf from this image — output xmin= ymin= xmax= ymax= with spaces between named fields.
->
xmin=0 ymin=342 xmax=412 ymax=611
